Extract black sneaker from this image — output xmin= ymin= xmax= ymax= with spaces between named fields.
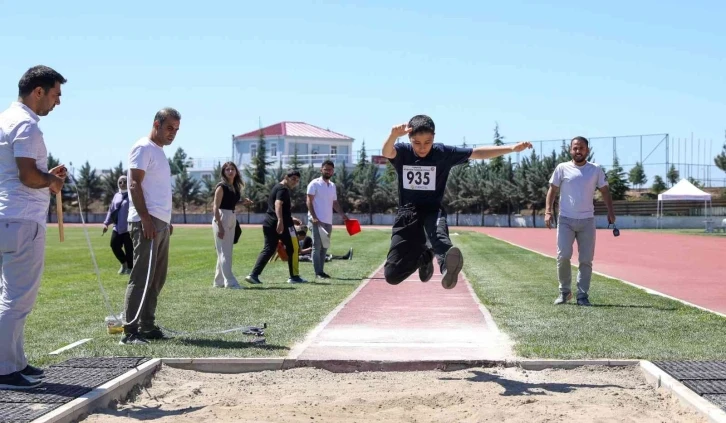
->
xmin=119 ymin=333 xmax=150 ymax=345
xmin=140 ymin=326 xmax=168 ymax=340
xmin=0 ymin=372 xmax=43 ymax=390
xmin=287 ymin=276 xmax=308 ymax=284
xmin=441 ymin=247 xmax=463 ymax=289
xmin=577 ymin=296 xmax=592 ymax=306
xmin=347 ymin=248 xmax=353 ymax=260
xmin=419 ymin=258 xmax=434 ymax=283
xmin=554 ymin=292 xmax=573 ymax=305
xmin=245 ymin=274 xmax=263 ymax=284
xmin=20 ymin=365 xmax=44 ymax=379
xmin=316 ymin=272 xmax=331 ymax=279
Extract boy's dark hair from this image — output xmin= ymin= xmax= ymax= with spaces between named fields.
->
xmin=18 ymin=65 xmax=67 ymax=97
xmin=286 ymin=169 xmax=301 ymax=178
xmin=571 ymin=136 xmax=589 ymax=147
xmin=296 ymin=229 xmax=307 ymax=236
xmin=321 ymin=159 xmax=335 ymax=168
xmin=408 ymin=115 xmax=435 ymax=136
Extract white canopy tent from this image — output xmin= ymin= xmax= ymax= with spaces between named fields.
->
xmin=656 ymin=179 xmax=712 ymax=229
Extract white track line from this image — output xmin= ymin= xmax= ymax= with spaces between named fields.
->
xmin=483 ymin=232 xmax=726 ymax=319
xmin=49 ymin=338 xmax=92 ymax=355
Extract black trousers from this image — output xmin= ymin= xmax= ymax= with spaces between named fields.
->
xmin=110 ymin=230 xmax=133 ymax=268
xmin=250 ymin=222 xmax=300 ymax=278
xmin=384 ymin=205 xmax=453 ymax=284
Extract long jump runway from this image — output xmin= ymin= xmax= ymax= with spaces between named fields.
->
xmin=472 ymin=227 xmax=726 ymax=316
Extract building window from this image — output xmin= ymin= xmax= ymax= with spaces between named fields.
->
xmin=270 ymin=142 xmax=277 ymax=157
xmin=250 ymin=144 xmax=257 ymax=158
xmin=330 ymin=145 xmax=337 ymax=157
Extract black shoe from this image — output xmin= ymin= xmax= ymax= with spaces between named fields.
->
xmin=140 ymin=326 xmax=168 ymax=340
xmin=316 ymin=272 xmax=331 ymax=279
xmin=441 ymin=247 xmax=463 ymax=289
xmin=119 ymin=333 xmax=150 ymax=345
xmin=245 ymin=274 xmax=263 ymax=284
xmin=348 ymin=248 xmax=353 ymax=260
xmin=419 ymin=258 xmax=434 ymax=283
xmin=577 ymin=296 xmax=592 ymax=306
xmin=20 ymin=365 xmax=44 ymax=379
xmin=554 ymin=292 xmax=572 ymax=305
xmin=0 ymin=372 xmax=43 ymax=390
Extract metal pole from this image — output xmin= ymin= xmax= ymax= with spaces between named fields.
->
xmin=613 ymin=137 xmax=617 ymax=165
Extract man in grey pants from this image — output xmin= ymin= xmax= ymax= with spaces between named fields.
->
xmin=120 ymin=108 xmax=180 ymax=345
xmin=306 ymin=160 xmax=349 ymax=279
xmin=0 ymin=66 xmax=67 ymax=389
xmin=545 ymin=136 xmax=615 ymax=306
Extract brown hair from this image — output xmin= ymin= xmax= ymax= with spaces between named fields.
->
xmin=220 ymin=161 xmax=244 ymax=194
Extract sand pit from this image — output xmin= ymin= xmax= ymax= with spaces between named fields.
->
xmin=84 ymin=365 xmax=706 ymax=422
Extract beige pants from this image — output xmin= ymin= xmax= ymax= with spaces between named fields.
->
xmin=0 ymin=219 xmax=46 ymax=375
xmin=213 ymin=210 xmax=239 ymax=287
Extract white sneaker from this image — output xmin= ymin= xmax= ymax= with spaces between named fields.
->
xmin=118 ymin=264 xmax=127 ymax=275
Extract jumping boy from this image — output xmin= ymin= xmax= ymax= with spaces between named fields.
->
xmin=381 ymin=115 xmax=532 ymax=289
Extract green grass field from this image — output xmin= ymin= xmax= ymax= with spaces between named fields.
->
xmin=23 ymin=225 xmax=726 ymax=367
xmin=27 ymin=226 xmax=388 ymax=367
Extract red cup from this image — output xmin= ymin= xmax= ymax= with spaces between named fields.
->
xmin=345 ymin=218 xmax=361 ymax=236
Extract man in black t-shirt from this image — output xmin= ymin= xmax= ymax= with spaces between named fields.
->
xmin=246 ymin=169 xmax=307 ymax=284
xmin=382 ymin=115 xmax=532 ymax=289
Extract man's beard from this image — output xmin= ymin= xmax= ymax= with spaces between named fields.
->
xmin=322 ymin=174 xmax=331 ymax=180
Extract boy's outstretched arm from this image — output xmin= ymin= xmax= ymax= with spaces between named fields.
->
xmin=382 ymin=124 xmax=412 ymax=159
xmin=469 ymin=142 xmax=533 ymax=160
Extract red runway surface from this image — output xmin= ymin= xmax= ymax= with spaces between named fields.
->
xmin=472 ymin=227 xmax=726 ymax=315
xmin=293 ymin=263 xmax=512 ymax=361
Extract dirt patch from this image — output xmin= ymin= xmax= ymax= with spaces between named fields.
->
xmin=84 ymin=365 xmax=706 ymax=423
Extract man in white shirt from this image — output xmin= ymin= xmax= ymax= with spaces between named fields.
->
xmin=0 ymin=66 xmax=67 ymax=389
xmin=120 ymin=108 xmax=180 ymax=345
xmin=546 ymin=136 xmax=616 ymax=306
xmin=306 ymin=160 xmax=348 ymax=279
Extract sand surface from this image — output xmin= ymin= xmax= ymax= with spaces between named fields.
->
xmin=84 ymin=365 xmax=706 ymax=423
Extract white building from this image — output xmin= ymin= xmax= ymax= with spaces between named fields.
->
xmin=188 ymin=121 xmax=385 ymax=182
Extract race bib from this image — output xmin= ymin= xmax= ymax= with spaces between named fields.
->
xmin=402 ymin=165 xmax=436 ymax=191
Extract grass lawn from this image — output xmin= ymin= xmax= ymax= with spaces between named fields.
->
xmin=22 ymin=224 xmax=726 ymax=366
xmin=636 ymin=228 xmax=726 ymax=237
xmin=456 ymin=230 xmax=726 ymax=360
xmin=27 ymin=225 xmax=390 ymax=367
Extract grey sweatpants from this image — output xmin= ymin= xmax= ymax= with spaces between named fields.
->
xmin=123 ymin=216 xmax=170 ymax=334
xmin=311 ymin=222 xmax=333 ymax=276
xmin=0 ymin=219 xmax=45 ymax=375
xmin=557 ymin=216 xmax=596 ymax=299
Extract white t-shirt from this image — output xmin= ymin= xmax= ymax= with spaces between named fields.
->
xmin=0 ymin=102 xmax=50 ymax=227
xmin=306 ymin=177 xmax=337 ymax=224
xmin=127 ymin=137 xmax=173 ymax=224
xmin=549 ymin=161 xmax=608 ymax=219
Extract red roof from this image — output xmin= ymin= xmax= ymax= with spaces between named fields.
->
xmin=235 ymin=121 xmax=353 ymax=140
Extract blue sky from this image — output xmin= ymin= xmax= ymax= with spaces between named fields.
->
xmin=1 ymin=0 xmax=724 ymax=184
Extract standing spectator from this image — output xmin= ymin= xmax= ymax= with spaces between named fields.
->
xmin=246 ymin=170 xmax=307 ymax=284
xmin=545 ymin=136 xmax=616 ymax=306
xmin=0 ymin=65 xmax=67 ymax=389
xmin=103 ymin=175 xmax=133 ymax=275
xmin=120 ymin=108 xmax=180 ymax=345
xmin=306 ymin=160 xmax=348 ymax=279
xmin=212 ymin=161 xmax=252 ymax=289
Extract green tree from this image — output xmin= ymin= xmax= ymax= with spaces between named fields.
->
xmin=525 ymin=151 xmax=558 ymax=227
xmin=200 ymin=162 xmax=222 ymax=213
xmin=169 ymin=147 xmax=192 ymax=175
xmin=76 ymin=161 xmax=103 ymax=219
xmin=715 ymin=142 xmax=726 ymax=173
xmin=651 ymin=175 xmax=667 ymax=195
xmin=332 ymin=163 xmax=355 ymax=213
xmin=666 ymin=164 xmax=680 ymax=186
xmin=172 ymin=169 xmax=204 ymax=223
xmin=687 ymin=176 xmax=703 ymax=188
xmin=605 ymin=157 xmax=630 ymax=201
xmin=356 ymin=141 xmax=369 ymax=172
xmin=289 ymin=144 xmax=303 ymax=171
xmin=489 ymin=123 xmax=506 ymax=172
xmin=628 ymin=162 xmax=647 ymax=190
